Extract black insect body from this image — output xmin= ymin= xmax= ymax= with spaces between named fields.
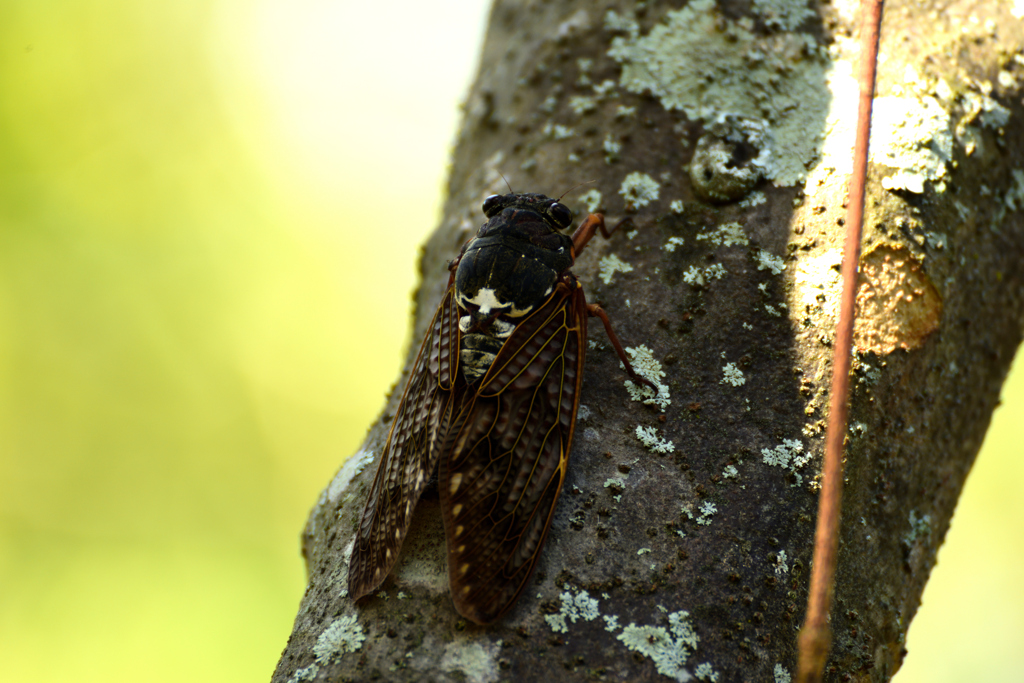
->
xmin=454 ymin=194 xmax=575 ymax=382
xmin=348 ymin=192 xmax=652 ymax=624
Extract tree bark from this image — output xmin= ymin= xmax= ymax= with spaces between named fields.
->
xmin=272 ymin=1 xmax=1024 ymax=681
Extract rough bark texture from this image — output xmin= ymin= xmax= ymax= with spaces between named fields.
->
xmin=272 ymin=1 xmax=1024 ymax=681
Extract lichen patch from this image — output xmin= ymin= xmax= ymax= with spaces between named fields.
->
xmin=871 ymin=96 xmax=954 ymax=193
xmin=545 ymin=587 xmax=602 ymax=633
xmin=755 ymin=250 xmax=786 ymax=275
xmin=579 ymin=188 xmax=603 ymax=214
xmin=598 ymin=253 xmax=634 ymax=284
xmin=636 ymin=425 xmax=675 ymax=453
xmin=607 ymin=0 xmax=830 ymax=186
xmin=696 ymin=222 xmax=748 ymax=247
xmin=617 ymin=610 xmax=711 ymax=682
xmin=752 ymin=0 xmax=816 ymax=30
xmin=439 ymin=638 xmax=502 ymax=683
xmin=720 ymin=363 xmax=746 ymax=386
xmin=312 ymin=615 xmax=366 ymax=661
xmin=854 ymin=246 xmax=942 ymax=354
xmin=620 ymin=171 xmax=661 ymax=209
xmin=623 ymin=345 xmax=671 ymax=411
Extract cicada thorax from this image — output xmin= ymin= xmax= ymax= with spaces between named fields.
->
xmin=453 ymin=195 xmax=576 ymax=384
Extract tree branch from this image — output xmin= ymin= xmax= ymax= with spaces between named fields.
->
xmin=273 ymin=1 xmax=1024 ymax=681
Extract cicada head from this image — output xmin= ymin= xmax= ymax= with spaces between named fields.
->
xmin=481 ymin=193 xmax=574 ymax=231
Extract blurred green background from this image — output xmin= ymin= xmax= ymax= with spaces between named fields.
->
xmin=0 ymin=1 xmax=1019 ymax=681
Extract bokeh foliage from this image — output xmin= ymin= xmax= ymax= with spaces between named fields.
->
xmin=0 ymin=0 xmax=485 ymax=680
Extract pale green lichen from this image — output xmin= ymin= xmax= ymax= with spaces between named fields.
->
xmin=617 ymin=610 xmax=701 ymax=682
xmin=683 ymin=263 xmax=728 ymax=286
xmin=721 ymin=363 xmax=746 ymax=386
xmin=705 ymin=263 xmax=728 ymax=280
xmin=604 ymin=134 xmax=622 ymax=163
xmin=682 ymin=266 xmax=701 ymax=284
xmin=604 ymin=9 xmax=640 ymax=36
xmin=623 ymin=345 xmax=671 ymax=411
xmin=761 ymin=439 xmax=807 ymax=469
xmin=694 ymin=662 xmax=721 ymax=682
xmin=313 ymin=615 xmax=366 ymax=661
xmin=569 ymin=95 xmax=598 ymax=115
xmin=670 ymin=199 xmax=685 ymax=213
xmin=608 ymin=0 xmax=830 ymax=186
xmin=775 ymin=663 xmax=792 ymax=683
xmin=774 ymin=550 xmax=790 ymax=574
xmin=871 ymin=96 xmax=953 ymax=193
xmin=752 ymin=0 xmax=815 ymax=30
xmin=663 ymin=236 xmax=685 ymax=252
xmin=620 ymin=171 xmax=661 ymax=208
xmin=961 ymin=89 xmax=1011 ymax=130
xmin=288 ymin=662 xmax=320 ymax=683
xmin=696 ymin=222 xmax=748 ymax=247
xmin=636 ymin=425 xmax=675 ymax=453
xmin=756 ymin=250 xmax=785 ymax=275
xmin=722 ymin=465 xmax=739 ymax=479
xmin=593 ymin=79 xmax=618 ymax=98
xmin=738 ymin=191 xmax=766 ymax=208
xmin=762 ymin=438 xmax=813 ymax=485
xmin=544 ymin=123 xmax=576 ymax=140
xmin=604 ymin=614 xmax=620 ymax=632
xmin=545 ymin=588 xmax=601 ymax=633
xmin=598 ymin=253 xmax=634 ymax=284
xmin=695 ymin=502 xmax=717 ymax=526
xmin=1004 ymin=169 xmax=1024 ymax=211
xmin=811 ymin=58 xmax=968 ymax=195
xmin=577 ymin=57 xmax=593 ymax=86
xmin=904 ymin=509 xmax=932 ymax=546
xmin=439 ymin=639 xmax=501 ymax=683
xmin=579 ymin=189 xmax=603 ymax=214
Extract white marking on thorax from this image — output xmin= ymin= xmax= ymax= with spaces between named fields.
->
xmin=457 ymin=286 xmax=544 ymax=318
xmin=466 ymin=287 xmax=506 ymax=315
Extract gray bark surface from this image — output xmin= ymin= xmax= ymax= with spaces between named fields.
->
xmin=272 ymin=1 xmax=1024 ymax=681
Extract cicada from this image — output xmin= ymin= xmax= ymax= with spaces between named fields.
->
xmin=347 ymin=192 xmax=652 ymax=624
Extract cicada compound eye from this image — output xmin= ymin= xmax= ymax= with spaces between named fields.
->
xmin=547 ymin=202 xmax=573 ymax=230
xmin=482 ymin=194 xmax=503 ymax=217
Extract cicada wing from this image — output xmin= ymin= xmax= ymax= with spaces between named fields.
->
xmin=348 ymin=286 xmax=464 ymax=600
xmin=440 ymin=281 xmax=587 ymax=624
